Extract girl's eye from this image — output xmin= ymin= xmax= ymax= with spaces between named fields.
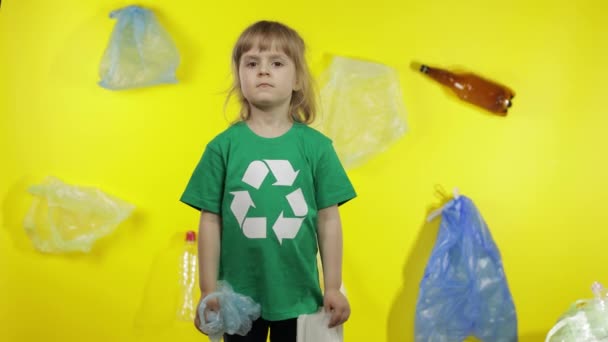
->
xmin=246 ymin=61 xmax=257 ymax=67
xmin=272 ymin=61 xmax=284 ymax=67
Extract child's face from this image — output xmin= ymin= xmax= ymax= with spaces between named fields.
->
xmin=239 ymin=45 xmax=297 ymax=113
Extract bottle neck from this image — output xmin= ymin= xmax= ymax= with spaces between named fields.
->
xmin=420 ymin=65 xmax=460 ymax=88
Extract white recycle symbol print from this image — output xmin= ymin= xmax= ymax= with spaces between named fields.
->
xmin=230 ymin=160 xmax=308 ymax=244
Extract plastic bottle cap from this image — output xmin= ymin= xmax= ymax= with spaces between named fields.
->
xmin=185 ymin=231 xmax=196 ymax=242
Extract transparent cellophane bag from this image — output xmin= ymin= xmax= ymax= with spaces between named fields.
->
xmin=546 ymin=282 xmax=608 ymax=342
xmin=98 ymin=5 xmax=180 ymax=90
xmin=317 ymin=55 xmax=408 ymax=169
xmin=23 ymin=176 xmax=135 ymax=253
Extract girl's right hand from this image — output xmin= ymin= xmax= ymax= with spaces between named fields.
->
xmin=194 ymin=294 xmax=220 ymax=335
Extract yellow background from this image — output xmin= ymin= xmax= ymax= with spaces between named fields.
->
xmin=1 ymin=0 xmax=607 ymax=341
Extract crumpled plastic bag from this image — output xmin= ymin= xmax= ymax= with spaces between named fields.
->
xmin=23 ymin=176 xmax=135 ymax=253
xmin=197 ymin=281 xmax=261 ymax=342
xmin=545 ymin=282 xmax=608 ymax=342
xmin=318 ymin=55 xmax=408 ymax=169
xmin=415 ymin=195 xmax=517 ymax=341
xmin=98 ymin=5 xmax=180 ymax=90
xmin=297 ymin=310 xmax=343 ymax=342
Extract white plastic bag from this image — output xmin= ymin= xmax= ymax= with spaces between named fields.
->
xmin=297 ymin=310 xmax=343 ymax=342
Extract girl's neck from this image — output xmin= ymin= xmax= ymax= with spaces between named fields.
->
xmin=246 ymin=106 xmax=293 ymax=138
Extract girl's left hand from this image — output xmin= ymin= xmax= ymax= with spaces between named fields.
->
xmin=323 ymin=289 xmax=350 ymax=328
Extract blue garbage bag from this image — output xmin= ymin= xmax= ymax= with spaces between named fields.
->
xmin=415 ymin=195 xmax=517 ymax=342
xmin=197 ymin=281 xmax=261 ymax=342
xmin=99 ymin=5 xmax=180 ymax=90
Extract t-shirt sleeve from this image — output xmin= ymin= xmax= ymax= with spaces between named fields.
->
xmin=180 ymin=143 xmax=225 ymax=213
xmin=315 ymin=141 xmax=356 ymax=209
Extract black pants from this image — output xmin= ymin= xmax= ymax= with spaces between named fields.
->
xmin=224 ymin=318 xmax=297 ymax=342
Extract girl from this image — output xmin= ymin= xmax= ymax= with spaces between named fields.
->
xmin=181 ymin=20 xmax=356 ymax=342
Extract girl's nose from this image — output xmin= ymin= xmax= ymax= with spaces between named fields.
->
xmin=258 ymin=62 xmax=270 ymax=76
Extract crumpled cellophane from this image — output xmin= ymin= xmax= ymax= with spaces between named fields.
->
xmin=23 ymin=176 xmax=135 ymax=253
xmin=317 ymin=55 xmax=408 ymax=169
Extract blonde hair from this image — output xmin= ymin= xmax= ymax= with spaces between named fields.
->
xmin=226 ymin=21 xmax=316 ymax=124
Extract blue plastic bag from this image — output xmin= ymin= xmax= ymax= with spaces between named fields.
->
xmin=197 ymin=281 xmax=261 ymax=342
xmin=415 ymin=195 xmax=517 ymax=342
xmin=99 ymin=5 xmax=180 ymax=90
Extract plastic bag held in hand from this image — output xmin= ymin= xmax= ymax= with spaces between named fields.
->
xmin=297 ymin=310 xmax=343 ymax=342
xmin=415 ymin=195 xmax=517 ymax=342
xmin=23 ymin=176 xmax=134 ymax=253
xmin=98 ymin=5 xmax=180 ymax=90
xmin=196 ymin=282 xmax=261 ymax=342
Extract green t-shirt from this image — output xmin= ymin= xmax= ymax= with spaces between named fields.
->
xmin=180 ymin=121 xmax=356 ymax=320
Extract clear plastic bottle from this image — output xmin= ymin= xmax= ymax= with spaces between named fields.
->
xmin=176 ymin=230 xmax=198 ymax=321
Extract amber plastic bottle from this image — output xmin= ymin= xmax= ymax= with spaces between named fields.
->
xmin=419 ymin=64 xmax=514 ymax=115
